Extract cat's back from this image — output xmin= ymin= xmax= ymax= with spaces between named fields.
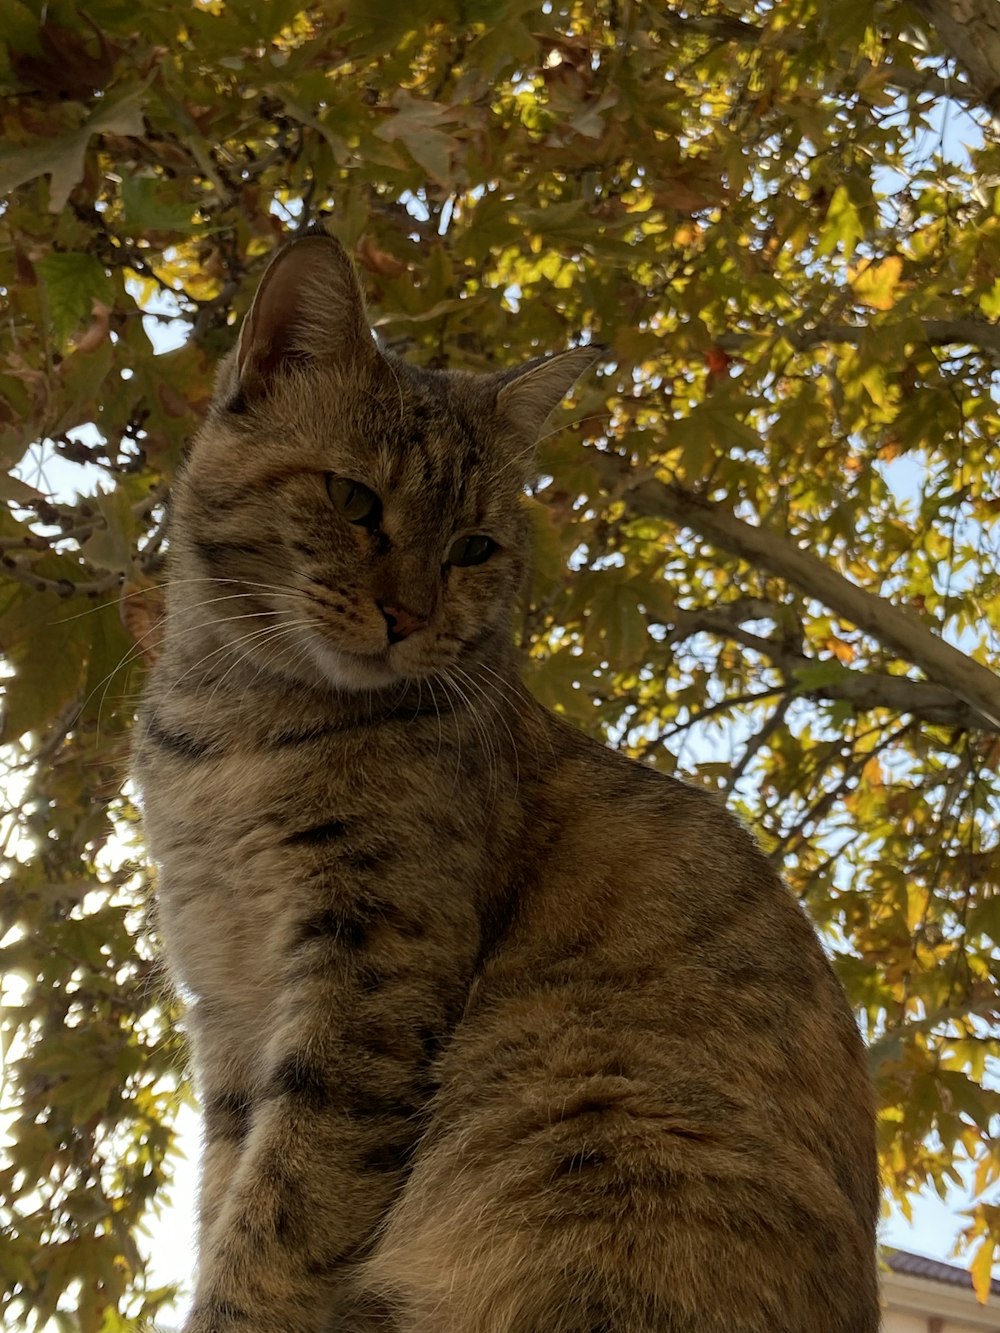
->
xmin=523 ymin=711 xmax=877 ymax=1187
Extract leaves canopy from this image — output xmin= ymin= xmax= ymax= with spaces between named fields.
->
xmin=2 ymin=0 xmax=999 ymax=1324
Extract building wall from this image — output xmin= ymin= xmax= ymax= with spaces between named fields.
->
xmin=884 ymin=1312 xmax=927 ymax=1333
xmin=884 ymin=1308 xmax=999 ymax=1333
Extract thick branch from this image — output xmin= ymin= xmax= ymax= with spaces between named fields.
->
xmin=667 ymin=606 xmax=989 ymax=731
xmin=911 ymin=0 xmax=1000 ymax=116
xmin=628 ymin=480 xmax=1000 ymax=731
xmin=716 ymin=318 xmax=1000 ymax=361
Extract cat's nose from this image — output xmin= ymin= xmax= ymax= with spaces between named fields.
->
xmin=378 ymin=602 xmax=428 ymax=644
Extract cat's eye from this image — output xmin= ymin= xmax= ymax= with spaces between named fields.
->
xmin=447 ymin=534 xmax=498 ymax=567
xmin=327 ymin=476 xmax=381 ymax=528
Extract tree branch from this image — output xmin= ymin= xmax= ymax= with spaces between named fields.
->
xmin=716 ymin=318 xmax=1000 ymax=361
xmin=0 ymin=558 xmax=123 ymax=599
xmin=769 ymin=720 xmax=915 ymax=863
xmin=876 ymin=60 xmax=982 ymax=110
xmin=628 ymin=480 xmax=1000 ymax=731
xmin=910 ymin=0 xmax=1000 ymax=117
xmin=667 ymin=606 xmax=989 ymax=730
xmin=657 ymin=5 xmax=995 ymax=117
xmin=725 ymin=695 xmax=793 ymax=793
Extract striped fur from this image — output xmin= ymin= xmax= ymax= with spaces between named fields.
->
xmin=134 ymin=236 xmax=878 ymax=1333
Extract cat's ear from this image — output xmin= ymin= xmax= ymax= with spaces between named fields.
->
xmin=231 ymin=233 xmax=376 ymax=406
xmin=494 ymin=345 xmax=603 ymax=438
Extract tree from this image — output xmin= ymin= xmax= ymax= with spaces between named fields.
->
xmin=1 ymin=0 xmax=999 ymax=1325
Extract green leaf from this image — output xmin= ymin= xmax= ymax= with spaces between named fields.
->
xmin=81 ymin=487 xmax=136 ymax=575
xmin=0 ymin=580 xmax=90 ymax=743
xmin=120 ymin=176 xmax=197 ymax=232
xmin=791 ymin=660 xmax=853 ymax=692
xmin=34 ymin=252 xmax=113 ymax=343
xmin=0 ymin=82 xmax=150 ymax=211
xmin=374 ymin=91 xmax=458 ymax=186
xmin=817 ymin=184 xmax=866 ymax=259
xmin=1 ymin=0 xmax=41 ymax=55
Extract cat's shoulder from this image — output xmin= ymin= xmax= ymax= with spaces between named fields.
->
xmin=540 ymin=706 xmax=720 ymax=810
xmin=533 ymin=705 xmax=769 ymax=864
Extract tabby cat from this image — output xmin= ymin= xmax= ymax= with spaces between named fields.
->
xmin=134 ymin=232 xmax=879 ymax=1333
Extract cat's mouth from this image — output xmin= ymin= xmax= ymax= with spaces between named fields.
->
xmin=303 ymin=630 xmax=402 ymax=692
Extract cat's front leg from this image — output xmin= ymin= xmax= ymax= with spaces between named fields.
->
xmin=188 ymin=1012 xmax=260 ymax=1251
xmin=183 ymin=926 xmax=471 ymax=1333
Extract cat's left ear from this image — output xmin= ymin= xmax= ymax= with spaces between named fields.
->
xmin=232 ymin=232 xmax=377 ymax=406
xmin=494 ymin=345 xmax=603 ymax=438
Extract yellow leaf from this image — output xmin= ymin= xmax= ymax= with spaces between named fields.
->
xmin=851 ymin=255 xmax=904 ymax=310
xmin=979 ymin=277 xmax=1000 ymax=319
xmin=970 ymin=1236 xmax=997 ymax=1304
xmin=828 ymin=636 xmax=855 ymax=664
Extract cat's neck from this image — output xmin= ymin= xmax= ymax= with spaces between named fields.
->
xmin=156 ymin=603 xmax=526 ymax=737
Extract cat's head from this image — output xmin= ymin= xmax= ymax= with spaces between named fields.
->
xmin=169 ymin=232 xmax=599 ymax=693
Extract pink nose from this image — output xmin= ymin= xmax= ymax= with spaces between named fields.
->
xmin=378 ymin=603 xmax=427 ymax=644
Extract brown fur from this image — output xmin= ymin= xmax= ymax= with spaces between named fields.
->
xmin=134 ymin=234 xmax=878 ymax=1333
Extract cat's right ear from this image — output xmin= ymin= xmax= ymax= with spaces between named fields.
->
xmin=493 ymin=344 xmax=603 ymax=439
xmin=228 ymin=233 xmax=377 ymax=409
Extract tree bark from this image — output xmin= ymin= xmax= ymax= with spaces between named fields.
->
xmin=626 ymin=479 xmax=1000 ymax=732
xmin=912 ymin=0 xmax=1000 ymax=116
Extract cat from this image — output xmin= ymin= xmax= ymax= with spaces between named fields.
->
xmin=133 ymin=231 xmax=879 ymax=1333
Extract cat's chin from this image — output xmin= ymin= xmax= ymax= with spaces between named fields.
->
xmin=304 ymin=635 xmax=400 ymax=693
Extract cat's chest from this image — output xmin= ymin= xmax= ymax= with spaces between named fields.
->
xmin=141 ymin=711 xmax=505 ymax=1002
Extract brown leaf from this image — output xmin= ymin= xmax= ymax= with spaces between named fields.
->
xmin=653 ymin=180 xmax=716 ymax=214
xmin=73 ymin=300 xmax=111 ymax=355
xmin=156 ymin=382 xmax=190 ymax=418
xmin=10 ymin=19 xmax=122 ymax=102
xmin=120 ymin=581 xmax=165 ymax=666
xmin=356 ymin=233 xmax=407 ymax=278
xmin=705 ymin=345 xmax=732 ymax=384
xmin=13 ymin=243 xmax=36 ymax=287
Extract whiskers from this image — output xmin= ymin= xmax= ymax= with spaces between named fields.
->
xmin=440 ymin=661 xmax=522 ymax=807
xmin=72 ymin=577 xmax=311 ymax=748
xmin=182 ymin=615 xmax=318 ymax=722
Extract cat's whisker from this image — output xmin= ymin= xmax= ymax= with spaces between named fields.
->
xmin=382 ymin=354 xmax=407 ymax=430
xmin=426 ymin=677 xmax=444 ymax=764
xmin=76 ymin=587 xmax=315 ymax=747
xmin=434 ymin=673 xmax=465 ymax=797
xmin=483 ymin=412 xmax=610 ymax=492
xmin=482 ymin=438 xmax=540 ymax=489
xmin=462 ymin=666 xmax=520 ymax=788
xmin=471 ymin=658 xmax=553 ymax=773
xmin=116 ymin=603 xmax=291 ymax=705
xmin=198 ymin=620 xmax=317 ymax=717
xmin=160 ymin=615 xmax=290 ymax=706
xmin=91 ymin=602 xmax=283 ymax=747
xmin=52 ymin=573 xmax=307 ymax=626
xmin=215 ymin=627 xmax=323 ymax=721
xmin=234 ymin=628 xmax=292 ymax=723
xmin=443 ymin=667 xmax=501 ymax=809
xmin=451 ymin=663 xmax=517 ymax=801
xmin=532 ymin=412 xmax=609 ymax=451
xmin=413 ymin=676 xmax=423 ymax=726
